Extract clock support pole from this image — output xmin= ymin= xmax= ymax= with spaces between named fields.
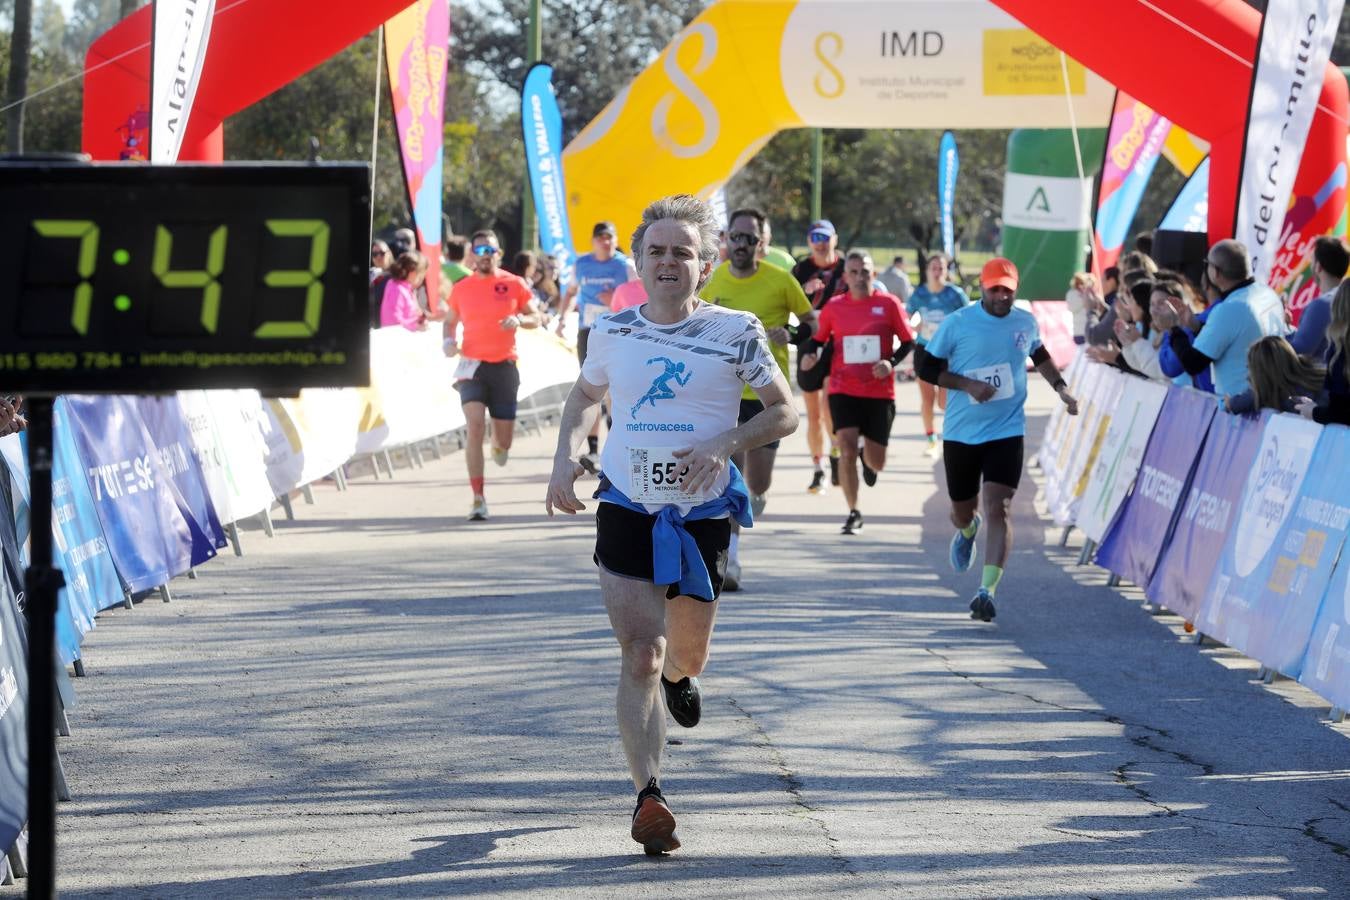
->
xmin=23 ymin=396 xmax=59 ymax=898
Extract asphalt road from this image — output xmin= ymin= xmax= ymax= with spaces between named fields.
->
xmin=9 ymin=382 xmax=1349 ymax=898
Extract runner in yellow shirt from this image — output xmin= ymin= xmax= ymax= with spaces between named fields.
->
xmin=699 ymin=207 xmax=816 ymax=590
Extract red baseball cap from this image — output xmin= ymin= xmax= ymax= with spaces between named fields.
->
xmin=981 ymin=257 xmax=1019 ymax=291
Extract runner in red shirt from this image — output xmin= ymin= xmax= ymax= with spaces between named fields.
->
xmin=443 ymin=228 xmax=543 ymax=521
xmin=802 ymin=251 xmax=915 ymax=534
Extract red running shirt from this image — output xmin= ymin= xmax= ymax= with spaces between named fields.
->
xmin=815 ymin=291 xmax=914 ymax=399
xmin=448 ymin=271 xmax=534 ymax=362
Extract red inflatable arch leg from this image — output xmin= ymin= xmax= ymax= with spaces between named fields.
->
xmin=989 ymin=0 xmax=1348 ymax=244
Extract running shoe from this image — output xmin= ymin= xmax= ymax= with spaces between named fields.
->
xmin=829 ymin=454 xmax=840 ymax=486
xmin=662 ymin=675 xmax=702 ymax=727
xmin=841 ymin=509 xmax=863 ymax=534
xmin=861 ymin=454 xmax=878 ymax=487
xmin=750 ymin=493 xmax=767 ymax=517
xmin=581 ymin=452 xmax=600 ymax=475
xmin=807 ymin=470 xmax=825 ymax=493
xmin=631 ymin=777 xmax=681 ymax=855
xmin=468 ymin=497 xmax=489 ymax=522
xmin=969 ymin=588 xmax=996 ymax=622
xmin=491 ymin=445 xmax=509 ymax=467
xmin=924 ymin=436 xmax=941 ymax=459
xmin=723 ymin=559 xmax=742 ymax=593
xmin=949 ymin=513 xmax=980 ymax=572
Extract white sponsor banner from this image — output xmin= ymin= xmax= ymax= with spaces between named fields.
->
xmin=197 ymin=390 xmax=277 ymax=520
xmin=1075 ymin=376 xmax=1168 ymax=543
xmin=1234 ymin=0 xmax=1344 ymax=283
xmin=263 ymin=390 xmax=363 ymax=496
xmin=151 ymin=0 xmax=217 ymax=162
xmin=1003 ymin=172 xmax=1093 ymax=232
xmin=778 ymin=1 xmax=1112 ymax=129
xmin=1230 ymin=413 xmax=1321 ymax=578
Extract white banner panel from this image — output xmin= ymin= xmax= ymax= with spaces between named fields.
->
xmin=1075 ymin=376 xmax=1169 ymax=543
xmin=1234 ymin=0 xmax=1344 ymax=282
xmin=198 ymin=390 xmax=278 ymax=519
xmin=151 ymin=0 xmax=217 ymax=162
xmin=1002 ymin=172 xmax=1093 ymax=232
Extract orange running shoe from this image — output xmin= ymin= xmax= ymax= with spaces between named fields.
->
xmin=631 ymin=778 xmax=681 ymax=855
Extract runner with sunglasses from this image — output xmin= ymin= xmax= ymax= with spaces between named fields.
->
xmin=791 ymin=219 xmax=847 ymax=493
xmin=443 ymin=229 xmax=543 ymax=521
xmin=699 ymin=207 xmax=815 ymax=590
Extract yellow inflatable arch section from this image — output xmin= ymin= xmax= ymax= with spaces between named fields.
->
xmin=561 ymin=0 xmax=1119 ymax=249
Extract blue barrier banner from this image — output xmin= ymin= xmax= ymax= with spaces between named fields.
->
xmin=1300 ymin=518 xmax=1350 ymax=710
xmin=0 ymin=451 xmax=24 ymax=601
xmin=63 ymin=396 xmax=202 ymax=594
xmin=1197 ymin=418 xmax=1339 ymax=674
xmin=0 ymin=544 xmax=28 ymax=859
xmin=522 ymin=63 xmax=575 ymax=292
xmin=1097 ymin=385 xmax=1216 ymax=588
xmin=1146 ymin=411 xmax=1265 ymax=621
xmin=1159 ymin=155 xmax=1209 ymax=233
xmin=938 ymin=131 xmax=958 ymax=258
xmin=53 ymin=399 xmax=128 ymax=625
xmin=135 ymin=396 xmax=228 ymax=561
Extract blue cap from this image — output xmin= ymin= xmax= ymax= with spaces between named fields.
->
xmin=808 ymin=220 xmax=836 ymax=237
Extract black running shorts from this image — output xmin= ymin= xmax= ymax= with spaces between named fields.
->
xmin=576 ymin=327 xmax=592 ymax=364
xmin=738 ymin=398 xmax=780 ymax=450
xmin=942 ymin=436 xmax=1025 ymax=502
xmin=828 ymin=393 xmax=896 ymax=446
xmin=594 ymin=500 xmax=731 ymax=603
xmin=455 ymin=360 xmax=520 ymax=421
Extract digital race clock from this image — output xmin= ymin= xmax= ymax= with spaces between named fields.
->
xmin=0 ymin=161 xmax=371 ymax=392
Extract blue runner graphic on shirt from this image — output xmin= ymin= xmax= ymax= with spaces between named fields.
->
xmin=631 ymin=357 xmax=693 ymax=418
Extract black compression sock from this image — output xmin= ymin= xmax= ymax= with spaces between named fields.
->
xmin=587 ymin=435 xmax=599 ymax=455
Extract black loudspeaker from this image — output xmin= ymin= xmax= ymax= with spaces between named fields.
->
xmin=1152 ymin=229 xmax=1210 ymax=286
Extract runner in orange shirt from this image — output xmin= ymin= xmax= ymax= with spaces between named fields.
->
xmin=443 ymin=229 xmax=543 ymax=520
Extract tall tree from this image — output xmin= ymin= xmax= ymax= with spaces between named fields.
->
xmin=4 ymin=0 xmax=31 ymax=152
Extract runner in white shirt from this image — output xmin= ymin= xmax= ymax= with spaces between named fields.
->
xmin=545 ymin=195 xmax=797 ymax=856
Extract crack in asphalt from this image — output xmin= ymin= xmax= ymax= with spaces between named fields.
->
xmin=724 ymin=696 xmax=857 ymax=877
xmin=927 ymin=646 xmax=1350 ymax=864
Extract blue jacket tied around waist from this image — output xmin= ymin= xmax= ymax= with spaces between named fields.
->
xmin=596 ymin=463 xmax=752 ymax=601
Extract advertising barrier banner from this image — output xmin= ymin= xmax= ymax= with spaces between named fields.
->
xmin=1197 ymin=417 xmax=1340 ymax=674
xmin=263 ymin=391 xmax=363 ymax=497
xmin=1076 ymin=376 xmax=1168 ymax=543
xmin=1096 ymin=385 xmax=1217 ymax=589
xmin=63 ymin=396 xmax=202 ymax=594
xmin=196 ymin=390 xmax=275 ymax=521
xmin=1299 ymin=521 xmax=1350 ymax=710
xmin=135 ymin=396 xmax=228 ymax=558
xmin=1146 ymin=411 xmax=1266 ymax=620
xmin=0 ymin=562 xmax=27 ymax=862
xmin=1050 ymin=364 xmax=1122 ymax=526
xmin=51 ymin=400 xmax=126 ymax=649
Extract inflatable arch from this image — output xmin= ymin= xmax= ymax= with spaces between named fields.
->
xmin=562 ymin=0 xmax=1346 ymax=259
xmin=81 ymin=0 xmax=417 ymax=162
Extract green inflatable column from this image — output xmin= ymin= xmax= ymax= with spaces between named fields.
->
xmin=1001 ymin=128 xmax=1106 ymax=300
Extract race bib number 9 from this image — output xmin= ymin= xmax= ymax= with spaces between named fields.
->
xmin=629 ymin=447 xmax=700 ymax=505
xmin=967 ymin=363 xmax=1014 ymax=401
xmin=842 ymin=335 xmax=881 ymax=364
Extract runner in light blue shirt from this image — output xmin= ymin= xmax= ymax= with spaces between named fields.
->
xmin=907 ymin=253 xmax=971 ymax=453
xmin=918 ymin=257 xmax=1078 ymax=624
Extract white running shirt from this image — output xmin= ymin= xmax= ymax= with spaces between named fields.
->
xmin=581 ymin=301 xmax=777 ymax=513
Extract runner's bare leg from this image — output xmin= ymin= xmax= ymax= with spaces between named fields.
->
xmin=981 ymin=482 xmax=1016 ymax=567
xmin=601 ymin=567 xmax=669 ymax=791
xmin=663 ymin=594 xmax=719 ymax=682
xmin=464 ymin=401 xmax=487 ymax=484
